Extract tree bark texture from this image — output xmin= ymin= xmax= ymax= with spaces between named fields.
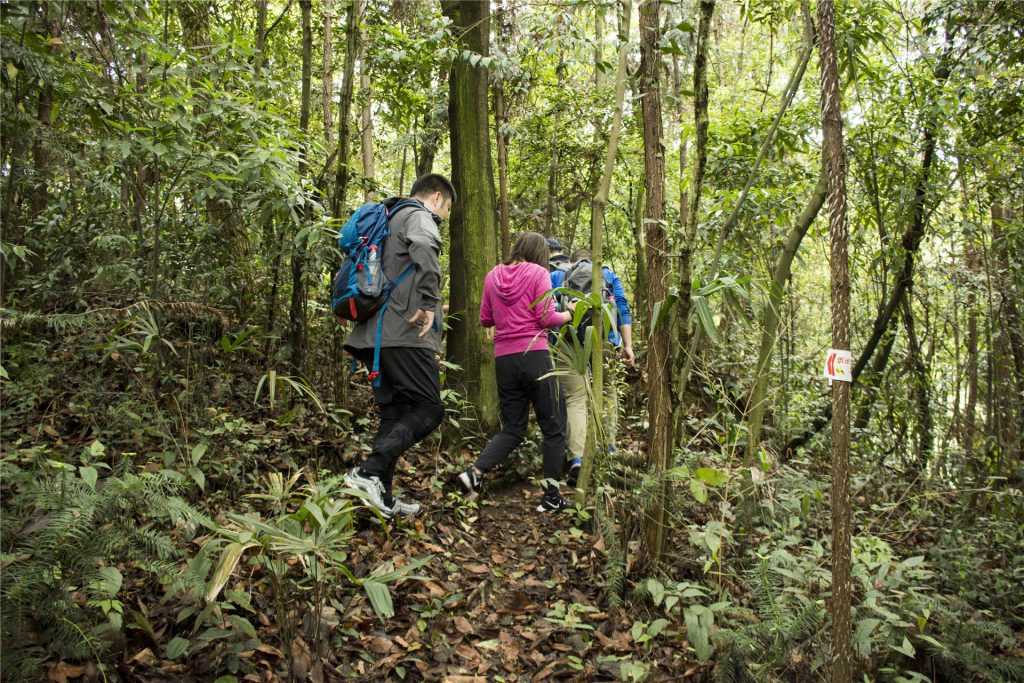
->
xmin=990 ymin=204 xmax=1022 ymax=468
xmin=287 ymin=0 xmax=314 ymax=372
xmin=332 ymin=0 xmax=360 ymax=219
xmin=441 ymin=0 xmax=500 ymax=432
xmin=639 ymin=0 xmax=673 ymax=569
xmin=817 ymin=0 xmax=853 ymax=678
xmin=322 ymin=0 xmax=334 ymax=144
xmin=359 ymin=11 xmax=375 ymax=203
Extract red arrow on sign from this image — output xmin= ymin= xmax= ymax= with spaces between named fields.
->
xmin=827 ymin=352 xmax=836 ymax=376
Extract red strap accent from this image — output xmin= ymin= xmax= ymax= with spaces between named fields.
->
xmin=349 ymin=299 xmax=358 ymax=318
xmin=368 ymin=371 xmax=379 ymax=381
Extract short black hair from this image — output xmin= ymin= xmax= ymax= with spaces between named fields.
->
xmin=410 ymin=174 xmax=457 ymax=204
xmin=570 ymin=248 xmax=591 ymax=262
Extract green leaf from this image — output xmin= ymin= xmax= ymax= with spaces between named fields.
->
xmin=167 ymin=636 xmax=190 ymax=660
xmin=189 ymin=467 xmax=206 ymax=492
xmin=694 ymin=468 xmax=728 ymax=486
xmin=693 ymin=296 xmax=720 ymax=343
xmin=647 ymin=579 xmax=665 ymax=606
xmin=227 ymin=614 xmax=258 ymax=639
xmin=97 ymin=566 xmax=123 ymax=597
xmin=363 ymin=579 xmax=394 ymax=620
xmin=206 ymin=541 xmax=259 ymax=603
xmin=89 ymin=440 xmax=106 ymax=458
xmin=689 ymin=479 xmax=708 ymax=503
xmin=191 ymin=442 xmax=208 ymax=465
xmin=80 ymin=465 xmax=98 ymax=490
xmin=684 ymin=606 xmax=714 ymax=661
xmin=892 ymin=635 xmax=916 ymax=657
xmin=854 ymin=617 xmax=880 ymax=658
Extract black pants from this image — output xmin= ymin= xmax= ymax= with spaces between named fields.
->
xmin=475 ymin=350 xmax=566 ymax=488
xmin=353 ymin=347 xmax=443 ymax=491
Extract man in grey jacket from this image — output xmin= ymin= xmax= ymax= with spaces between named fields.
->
xmin=343 ymin=174 xmax=456 ymax=518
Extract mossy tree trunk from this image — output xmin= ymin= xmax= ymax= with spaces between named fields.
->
xmin=441 ymin=0 xmax=499 ymax=432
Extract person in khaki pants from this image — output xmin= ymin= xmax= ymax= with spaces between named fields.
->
xmin=548 ymin=244 xmax=634 ymax=487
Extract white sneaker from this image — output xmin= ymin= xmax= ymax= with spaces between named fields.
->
xmin=391 ymin=497 xmax=421 ymax=518
xmin=344 ymin=468 xmax=393 ymax=517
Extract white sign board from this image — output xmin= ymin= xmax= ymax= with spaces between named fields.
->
xmin=823 ymin=348 xmax=853 ymax=382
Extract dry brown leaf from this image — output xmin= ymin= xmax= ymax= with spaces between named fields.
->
xmin=48 ymin=662 xmax=86 ymax=683
xmin=453 ymin=616 xmax=475 ymax=634
xmin=366 ymin=636 xmax=393 ymax=654
xmin=128 ymin=648 xmax=158 ymax=666
xmin=454 ymin=643 xmax=480 ymax=661
xmin=464 ymin=563 xmax=489 ymax=574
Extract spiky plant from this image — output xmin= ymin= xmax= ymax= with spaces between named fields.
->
xmin=0 ymin=451 xmax=212 ymax=681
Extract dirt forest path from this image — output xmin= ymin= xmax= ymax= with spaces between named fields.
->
xmin=329 ymin=449 xmax=704 ymax=682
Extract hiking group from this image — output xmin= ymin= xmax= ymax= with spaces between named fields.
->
xmin=337 ymin=174 xmax=633 ymax=519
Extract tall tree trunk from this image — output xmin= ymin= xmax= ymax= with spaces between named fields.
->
xmin=322 ymin=0 xmax=334 ymax=145
xmin=639 ymin=0 xmax=674 ymax=569
xmin=255 ymin=0 xmax=268 ymax=75
xmin=964 ymin=239 xmax=981 ymax=457
xmin=817 ymin=0 xmax=853 ymax=678
xmin=332 ymin=0 xmax=360 ymax=219
xmin=576 ymin=0 xmax=631 ymax=503
xmin=287 ymin=0 xmax=314 ymax=372
xmin=441 ymin=0 xmax=500 ymax=432
xmin=745 ymin=160 xmax=827 ymax=464
xmin=630 ymin=180 xmax=647 ymax=322
xmin=494 ymin=81 xmax=510 ymax=258
xmin=359 ymin=12 xmax=375 ymax=203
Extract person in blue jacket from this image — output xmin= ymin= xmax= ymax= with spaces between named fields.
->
xmin=549 ymin=245 xmax=634 ymax=487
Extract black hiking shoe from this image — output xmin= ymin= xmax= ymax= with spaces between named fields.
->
xmin=537 ymin=491 xmax=573 ymax=513
xmin=456 ymin=468 xmax=483 ymax=495
xmin=566 ymin=457 xmax=582 ymax=488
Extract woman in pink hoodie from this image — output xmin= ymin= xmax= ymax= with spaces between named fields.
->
xmin=455 ymin=231 xmax=574 ymax=512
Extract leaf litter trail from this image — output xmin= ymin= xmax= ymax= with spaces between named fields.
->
xmin=334 ymin=450 xmax=705 ymax=682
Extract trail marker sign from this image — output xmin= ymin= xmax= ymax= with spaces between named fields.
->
xmin=823 ymin=348 xmax=853 ymax=382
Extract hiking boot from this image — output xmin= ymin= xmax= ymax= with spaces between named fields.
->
xmin=537 ymin=491 xmax=573 ymax=513
xmin=456 ymin=468 xmax=483 ymax=495
xmin=391 ymin=497 xmax=421 ymax=518
xmin=566 ymin=457 xmax=582 ymax=488
xmin=344 ymin=467 xmax=396 ymax=518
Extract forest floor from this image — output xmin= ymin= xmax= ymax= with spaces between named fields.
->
xmin=294 ymin=445 xmax=707 ymax=683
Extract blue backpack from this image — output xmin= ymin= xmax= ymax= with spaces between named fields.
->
xmin=331 ymin=199 xmax=420 ymax=322
xmin=332 ymin=199 xmax=421 ymax=385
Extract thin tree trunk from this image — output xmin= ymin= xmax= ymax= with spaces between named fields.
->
xmin=964 ymin=240 xmax=980 ymax=456
xmin=817 ymin=0 xmax=853 ymax=677
xmin=255 ymin=0 xmax=268 ymax=75
xmin=630 ymin=180 xmax=647 ymax=321
xmin=332 ymin=0 xmax=360 ymax=219
xmin=359 ymin=9 xmax=375 ymax=203
xmin=577 ymin=0 xmax=631 ymax=504
xmin=441 ymin=0 xmax=500 ymax=432
xmin=494 ymin=71 xmax=510 ymax=257
xmin=322 ymin=0 xmax=334 ymax=145
xmin=639 ymin=0 xmax=674 ymax=569
xmin=902 ymin=293 xmax=934 ymax=463
xmin=287 ymin=0 xmax=314 ymax=372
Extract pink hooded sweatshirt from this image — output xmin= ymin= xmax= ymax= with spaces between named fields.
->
xmin=480 ymin=261 xmax=571 ymax=357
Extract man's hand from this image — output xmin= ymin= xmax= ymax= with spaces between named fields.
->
xmin=621 ymin=345 xmax=635 ymax=364
xmin=484 ymin=326 xmax=494 ymax=342
xmin=408 ymin=309 xmax=435 ymax=338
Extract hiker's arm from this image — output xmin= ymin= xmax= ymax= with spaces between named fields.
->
xmin=406 ymin=215 xmax=442 ymax=310
xmin=608 ymin=270 xmax=632 ymax=327
xmin=619 ymin=323 xmax=634 ymax=363
xmin=532 ymin=270 xmax=571 ymax=329
xmin=480 ymin=276 xmax=495 ymax=328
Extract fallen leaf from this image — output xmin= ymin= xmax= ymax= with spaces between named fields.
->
xmin=366 ymin=636 xmax=392 ymax=654
xmin=464 ymin=563 xmax=489 ymax=574
xmin=128 ymin=648 xmax=158 ymax=666
xmin=48 ymin=662 xmax=85 ymax=683
xmin=453 ymin=616 xmax=475 ymax=634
